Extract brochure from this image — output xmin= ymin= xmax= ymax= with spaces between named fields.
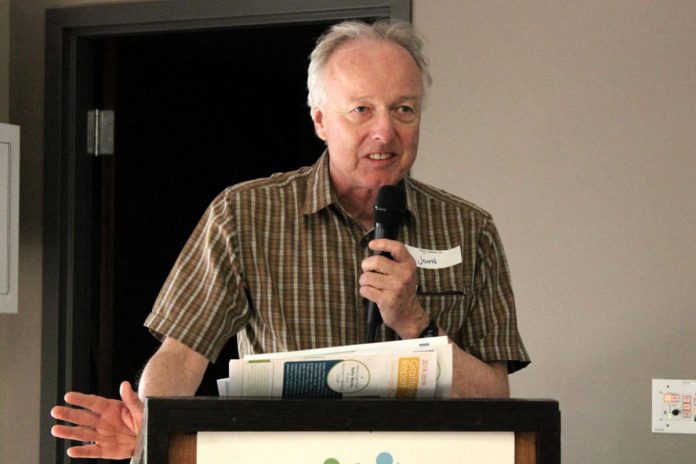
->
xmin=217 ymin=337 xmax=453 ymax=399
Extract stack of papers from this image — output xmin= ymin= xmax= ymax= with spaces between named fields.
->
xmin=217 ymin=337 xmax=452 ymax=399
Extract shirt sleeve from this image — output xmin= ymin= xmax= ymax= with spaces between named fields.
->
xmin=459 ymin=217 xmax=530 ymax=373
xmin=143 ymin=190 xmax=251 ymax=362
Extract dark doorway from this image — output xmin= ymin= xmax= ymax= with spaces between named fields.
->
xmin=91 ymin=24 xmax=328 ymax=399
xmin=42 ymin=3 xmax=411 ymax=463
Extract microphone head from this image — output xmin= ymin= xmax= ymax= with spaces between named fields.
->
xmin=374 ymin=184 xmax=406 ymax=227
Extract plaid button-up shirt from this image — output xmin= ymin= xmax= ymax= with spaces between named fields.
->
xmin=144 ymin=152 xmax=530 ymax=372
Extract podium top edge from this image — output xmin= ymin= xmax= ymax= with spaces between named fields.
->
xmin=144 ymin=397 xmax=561 ymax=414
xmin=146 ymin=397 xmax=559 ymax=404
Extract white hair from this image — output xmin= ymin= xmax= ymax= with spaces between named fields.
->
xmin=306 ymin=19 xmax=432 ymax=111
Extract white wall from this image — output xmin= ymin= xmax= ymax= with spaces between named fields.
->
xmin=3 ymin=1 xmax=695 ymax=463
xmin=414 ymin=1 xmax=696 ymax=463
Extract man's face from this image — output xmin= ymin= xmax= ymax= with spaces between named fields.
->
xmin=312 ymin=39 xmax=424 ymax=196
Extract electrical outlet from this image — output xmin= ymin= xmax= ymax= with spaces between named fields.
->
xmin=652 ymin=379 xmax=696 ymax=434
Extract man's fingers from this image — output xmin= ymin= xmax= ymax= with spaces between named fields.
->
xmin=64 ymin=391 xmax=112 ymax=413
xmin=66 ymin=446 xmax=106 ymax=459
xmin=51 ymin=424 xmax=96 ymax=442
xmin=66 ymin=444 xmax=101 ymax=459
xmin=119 ymin=381 xmax=140 ymax=410
xmin=53 ymin=386 xmax=141 ymax=461
xmin=51 ymin=405 xmax=98 ymax=427
xmin=55 ymin=426 xmax=137 ymax=460
xmin=362 ymin=255 xmax=397 ymax=275
xmin=50 ymin=405 xmax=72 ymax=421
xmin=67 ymin=443 xmax=134 ymax=460
xmin=368 ymin=239 xmax=413 ymax=262
xmin=119 ymin=381 xmax=144 ymax=430
xmin=359 ymin=285 xmax=382 ymax=306
xmin=367 ymin=238 xmax=396 ymax=255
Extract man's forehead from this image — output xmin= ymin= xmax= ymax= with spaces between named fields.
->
xmin=329 ymin=38 xmax=416 ymax=67
xmin=324 ymin=39 xmax=424 ymax=97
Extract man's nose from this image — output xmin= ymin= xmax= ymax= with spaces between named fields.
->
xmin=369 ymin=112 xmax=396 ymax=144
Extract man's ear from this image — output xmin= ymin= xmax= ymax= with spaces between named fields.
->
xmin=311 ymin=107 xmax=327 ymax=141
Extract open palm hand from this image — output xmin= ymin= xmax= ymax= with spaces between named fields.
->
xmin=51 ymin=381 xmax=143 ymax=460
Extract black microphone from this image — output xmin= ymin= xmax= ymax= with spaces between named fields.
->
xmin=365 ymin=184 xmax=406 ymax=343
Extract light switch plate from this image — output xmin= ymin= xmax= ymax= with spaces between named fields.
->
xmin=652 ymin=379 xmax=696 ymax=434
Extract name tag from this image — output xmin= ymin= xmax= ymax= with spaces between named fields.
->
xmin=405 ymin=245 xmax=462 ymax=269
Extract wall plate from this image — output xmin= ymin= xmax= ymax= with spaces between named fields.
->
xmin=652 ymin=379 xmax=696 ymax=434
xmin=0 ymin=123 xmax=19 ymax=313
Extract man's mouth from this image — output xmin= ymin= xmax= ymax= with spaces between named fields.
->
xmin=367 ymin=153 xmax=394 ymax=160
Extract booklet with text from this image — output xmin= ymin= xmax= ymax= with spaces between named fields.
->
xmin=217 ymin=337 xmax=453 ymax=399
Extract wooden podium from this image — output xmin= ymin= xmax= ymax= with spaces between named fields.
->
xmin=142 ymin=397 xmax=560 ymax=463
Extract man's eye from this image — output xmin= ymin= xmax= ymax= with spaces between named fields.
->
xmin=353 ymin=106 xmax=369 ymax=113
xmin=395 ymin=105 xmax=418 ymax=122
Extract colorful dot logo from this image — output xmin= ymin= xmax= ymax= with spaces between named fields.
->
xmin=322 ymin=451 xmax=396 ymax=464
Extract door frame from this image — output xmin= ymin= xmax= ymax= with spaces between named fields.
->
xmin=41 ymin=1 xmax=410 ymax=463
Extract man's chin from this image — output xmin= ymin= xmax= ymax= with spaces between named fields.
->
xmin=370 ymin=173 xmax=406 ymax=188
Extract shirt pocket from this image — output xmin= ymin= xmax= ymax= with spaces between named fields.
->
xmin=416 ymin=264 xmax=470 ymax=337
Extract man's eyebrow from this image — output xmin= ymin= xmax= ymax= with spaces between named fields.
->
xmin=345 ymin=94 xmax=373 ymax=102
xmin=393 ymin=96 xmax=422 ymax=107
xmin=396 ymin=95 xmax=420 ymax=102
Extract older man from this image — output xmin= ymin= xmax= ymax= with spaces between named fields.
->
xmin=51 ymin=20 xmax=529 ymax=460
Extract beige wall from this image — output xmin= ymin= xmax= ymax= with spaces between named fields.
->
xmin=0 ymin=0 xmax=8 ymax=121
xmin=0 ymin=0 xmax=11 ymax=452
xmin=414 ymin=1 xmax=696 ymax=462
xmin=2 ymin=1 xmax=695 ymax=463
xmin=0 ymin=0 xmax=7 ymax=453
xmin=1 ymin=2 xmax=140 ymax=463
xmin=2 ymin=3 xmax=44 ymax=464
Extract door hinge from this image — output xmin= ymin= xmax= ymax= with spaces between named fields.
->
xmin=87 ymin=109 xmax=115 ymax=156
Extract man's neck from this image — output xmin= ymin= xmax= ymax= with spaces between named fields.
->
xmin=334 ymin=187 xmax=376 ymax=231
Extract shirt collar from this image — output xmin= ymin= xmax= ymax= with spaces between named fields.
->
xmin=402 ymin=176 xmax=420 ymax=228
xmin=302 ymin=150 xmax=336 ymax=215
xmin=302 ymin=150 xmax=418 ymax=227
